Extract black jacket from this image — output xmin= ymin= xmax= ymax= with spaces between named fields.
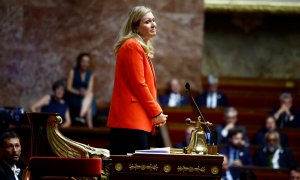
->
xmin=0 ymin=160 xmax=23 ymax=180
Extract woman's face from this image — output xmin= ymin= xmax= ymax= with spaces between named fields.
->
xmin=54 ymin=86 xmax=64 ymax=99
xmin=136 ymin=12 xmax=157 ymax=42
xmin=80 ymin=55 xmax=90 ymax=71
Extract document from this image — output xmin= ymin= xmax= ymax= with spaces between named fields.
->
xmin=134 ymin=147 xmax=171 ymax=154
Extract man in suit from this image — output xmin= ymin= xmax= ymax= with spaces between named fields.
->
xmin=0 ymin=131 xmax=23 ymax=180
xmin=215 ymin=107 xmax=249 ymax=145
xmin=158 ymin=78 xmax=190 ymax=107
xmin=219 ymin=128 xmax=252 ymax=180
xmin=196 ymin=74 xmax=228 ymax=109
xmin=254 ymin=131 xmax=296 ymax=169
xmin=270 ymin=92 xmax=300 ymax=128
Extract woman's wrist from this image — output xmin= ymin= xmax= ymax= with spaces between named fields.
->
xmin=153 ymin=112 xmax=162 ymax=124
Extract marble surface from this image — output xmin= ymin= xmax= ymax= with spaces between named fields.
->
xmin=0 ymin=0 xmax=204 ymax=109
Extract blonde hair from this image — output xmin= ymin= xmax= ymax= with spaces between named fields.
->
xmin=113 ymin=6 xmax=155 ymax=58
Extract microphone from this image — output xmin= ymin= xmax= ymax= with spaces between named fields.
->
xmin=185 ymin=118 xmax=195 ymax=125
xmin=185 ymin=82 xmax=211 ymax=133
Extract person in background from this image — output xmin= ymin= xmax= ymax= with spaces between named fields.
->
xmin=158 ymin=78 xmax=190 ymax=107
xmin=196 ymin=74 xmax=228 ymax=109
xmin=254 ymin=131 xmax=296 ymax=169
xmin=215 ymin=107 xmax=249 ymax=145
xmin=290 ymin=167 xmax=300 ymax=180
xmin=0 ymin=131 xmax=23 ymax=180
xmin=252 ymin=115 xmax=288 ymax=147
xmin=219 ymin=128 xmax=252 ymax=180
xmin=66 ymin=52 xmax=95 ymax=128
xmin=107 ymin=6 xmax=167 ymax=155
xmin=174 ymin=126 xmax=195 ymax=148
xmin=270 ymin=92 xmax=300 ymax=128
xmin=30 ymin=80 xmax=71 ymax=128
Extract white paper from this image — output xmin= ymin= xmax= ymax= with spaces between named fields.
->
xmin=134 ymin=147 xmax=171 ymax=154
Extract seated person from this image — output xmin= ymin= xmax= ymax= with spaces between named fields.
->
xmin=252 ymin=115 xmax=288 ymax=147
xmin=30 ymin=80 xmax=71 ymax=128
xmin=253 ymin=131 xmax=297 ymax=169
xmin=0 ymin=131 xmax=24 ymax=180
xmin=219 ymin=128 xmax=252 ymax=180
xmin=215 ymin=107 xmax=249 ymax=145
xmin=158 ymin=78 xmax=189 ymax=107
xmin=196 ymin=74 xmax=228 ymax=109
xmin=174 ymin=126 xmax=195 ymax=148
xmin=269 ymin=92 xmax=300 ymax=128
xmin=290 ymin=167 xmax=300 ymax=180
xmin=66 ymin=53 xmax=95 ymax=128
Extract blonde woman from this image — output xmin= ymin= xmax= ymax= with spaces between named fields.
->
xmin=107 ymin=6 xmax=168 ymax=155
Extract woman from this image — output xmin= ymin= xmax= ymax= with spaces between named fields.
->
xmin=30 ymin=80 xmax=71 ymax=128
xmin=66 ymin=53 xmax=94 ymax=128
xmin=107 ymin=6 xmax=168 ymax=155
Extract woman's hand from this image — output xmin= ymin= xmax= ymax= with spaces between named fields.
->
xmin=154 ymin=113 xmax=168 ymax=127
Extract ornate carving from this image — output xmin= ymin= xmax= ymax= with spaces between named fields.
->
xmin=205 ymin=0 xmax=300 ymax=14
xmin=46 ymin=115 xmax=110 ymax=158
xmin=129 ymin=163 xmax=158 ymax=171
xmin=177 ymin=165 xmax=206 ymax=173
xmin=115 ymin=163 xmax=123 ymax=172
xmin=231 ymin=13 xmax=264 ymax=33
xmin=163 ymin=164 xmax=172 ymax=173
xmin=211 ymin=166 xmax=219 ymax=175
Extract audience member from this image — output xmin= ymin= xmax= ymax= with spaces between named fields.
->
xmin=174 ymin=126 xmax=195 ymax=148
xmin=158 ymin=78 xmax=189 ymax=107
xmin=196 ymin=74 xmax=228 ymax=109
xmin=66 ymin=52 xmax=95 ymax=128
xmin=215 ymin=107 xmax=249 ymax=145
xmin=221 ymin=155 xmax=234 ymax=180
xmin=253 ymin=131 xmax=297 ymax=169
xmin=290 ymin=167 xmax=300 ymax=180
xmin=219 ymin=128 xmax=252 ymax=179
xmin=0 ymin=131 xmax=23 ymax=180
xmin=30 ymin=80 xmax=71 ymax=128
xmin=252 ymin=115 xmax=288 ymax=147
xmin=270 ymin=92 xmax=300 ymax=128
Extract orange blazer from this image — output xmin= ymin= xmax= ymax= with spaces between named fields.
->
xmin=107 ymin=38 xmax=162 ymax=132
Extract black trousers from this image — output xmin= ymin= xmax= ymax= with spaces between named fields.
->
xmin=109 ymin=128 xmax=152 ymax=155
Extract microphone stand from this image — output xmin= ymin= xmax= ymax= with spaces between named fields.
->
xmin=183 ymin=82 xmax=217 ymax=155
xmin=185 ymin=82 xmax=211 ymax=134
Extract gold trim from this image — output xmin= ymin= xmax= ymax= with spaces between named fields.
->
xmin=115 ymin=163 xmax=123 ymax=172
xmin=163 ymin=164 xmax=172 ymax=173
xmin=205 ymin=0 xmax=300 ymax=14
xmin=177 ymin=166 xmax=206 ymax=173
xmin=129 ymin=163 xmax=158 ymax=171
xmin=46 ymin=115 xmax=110 ymax=158
xmin=211 ymin=166 xmax=219 ymax=175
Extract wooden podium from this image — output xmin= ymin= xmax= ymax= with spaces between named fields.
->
xmin=110 ymin=153 xmax=223 ymax=180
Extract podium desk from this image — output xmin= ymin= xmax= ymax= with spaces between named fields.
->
xmin=110 ymin=153 xmax=223 ymax=180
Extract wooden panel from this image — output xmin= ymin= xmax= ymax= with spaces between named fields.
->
xmin=230 ymin=167 xmax=290 ymax=180
xmin=110 ymin=153 xmax=223 ymax=180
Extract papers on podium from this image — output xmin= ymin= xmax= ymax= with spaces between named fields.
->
xmin=134 ymin=147 xmax=171 ymax=154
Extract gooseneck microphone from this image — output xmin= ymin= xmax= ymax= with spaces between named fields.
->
xmin=185 ymin=82 xmax=211 ymax=133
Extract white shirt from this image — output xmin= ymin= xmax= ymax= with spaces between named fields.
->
xmin=168 ymin=93 xmax=181 ymax=107
xmin=206 ymin=92 xmax=217 ymax=108
xmin=4 ymin=161 xmax=20 ymax=180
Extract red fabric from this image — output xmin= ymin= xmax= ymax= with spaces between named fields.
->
xmin=29 ymin=157 xmax=102 ymax=177
xmin=107 ymin=38 xmax=162 ymax=132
